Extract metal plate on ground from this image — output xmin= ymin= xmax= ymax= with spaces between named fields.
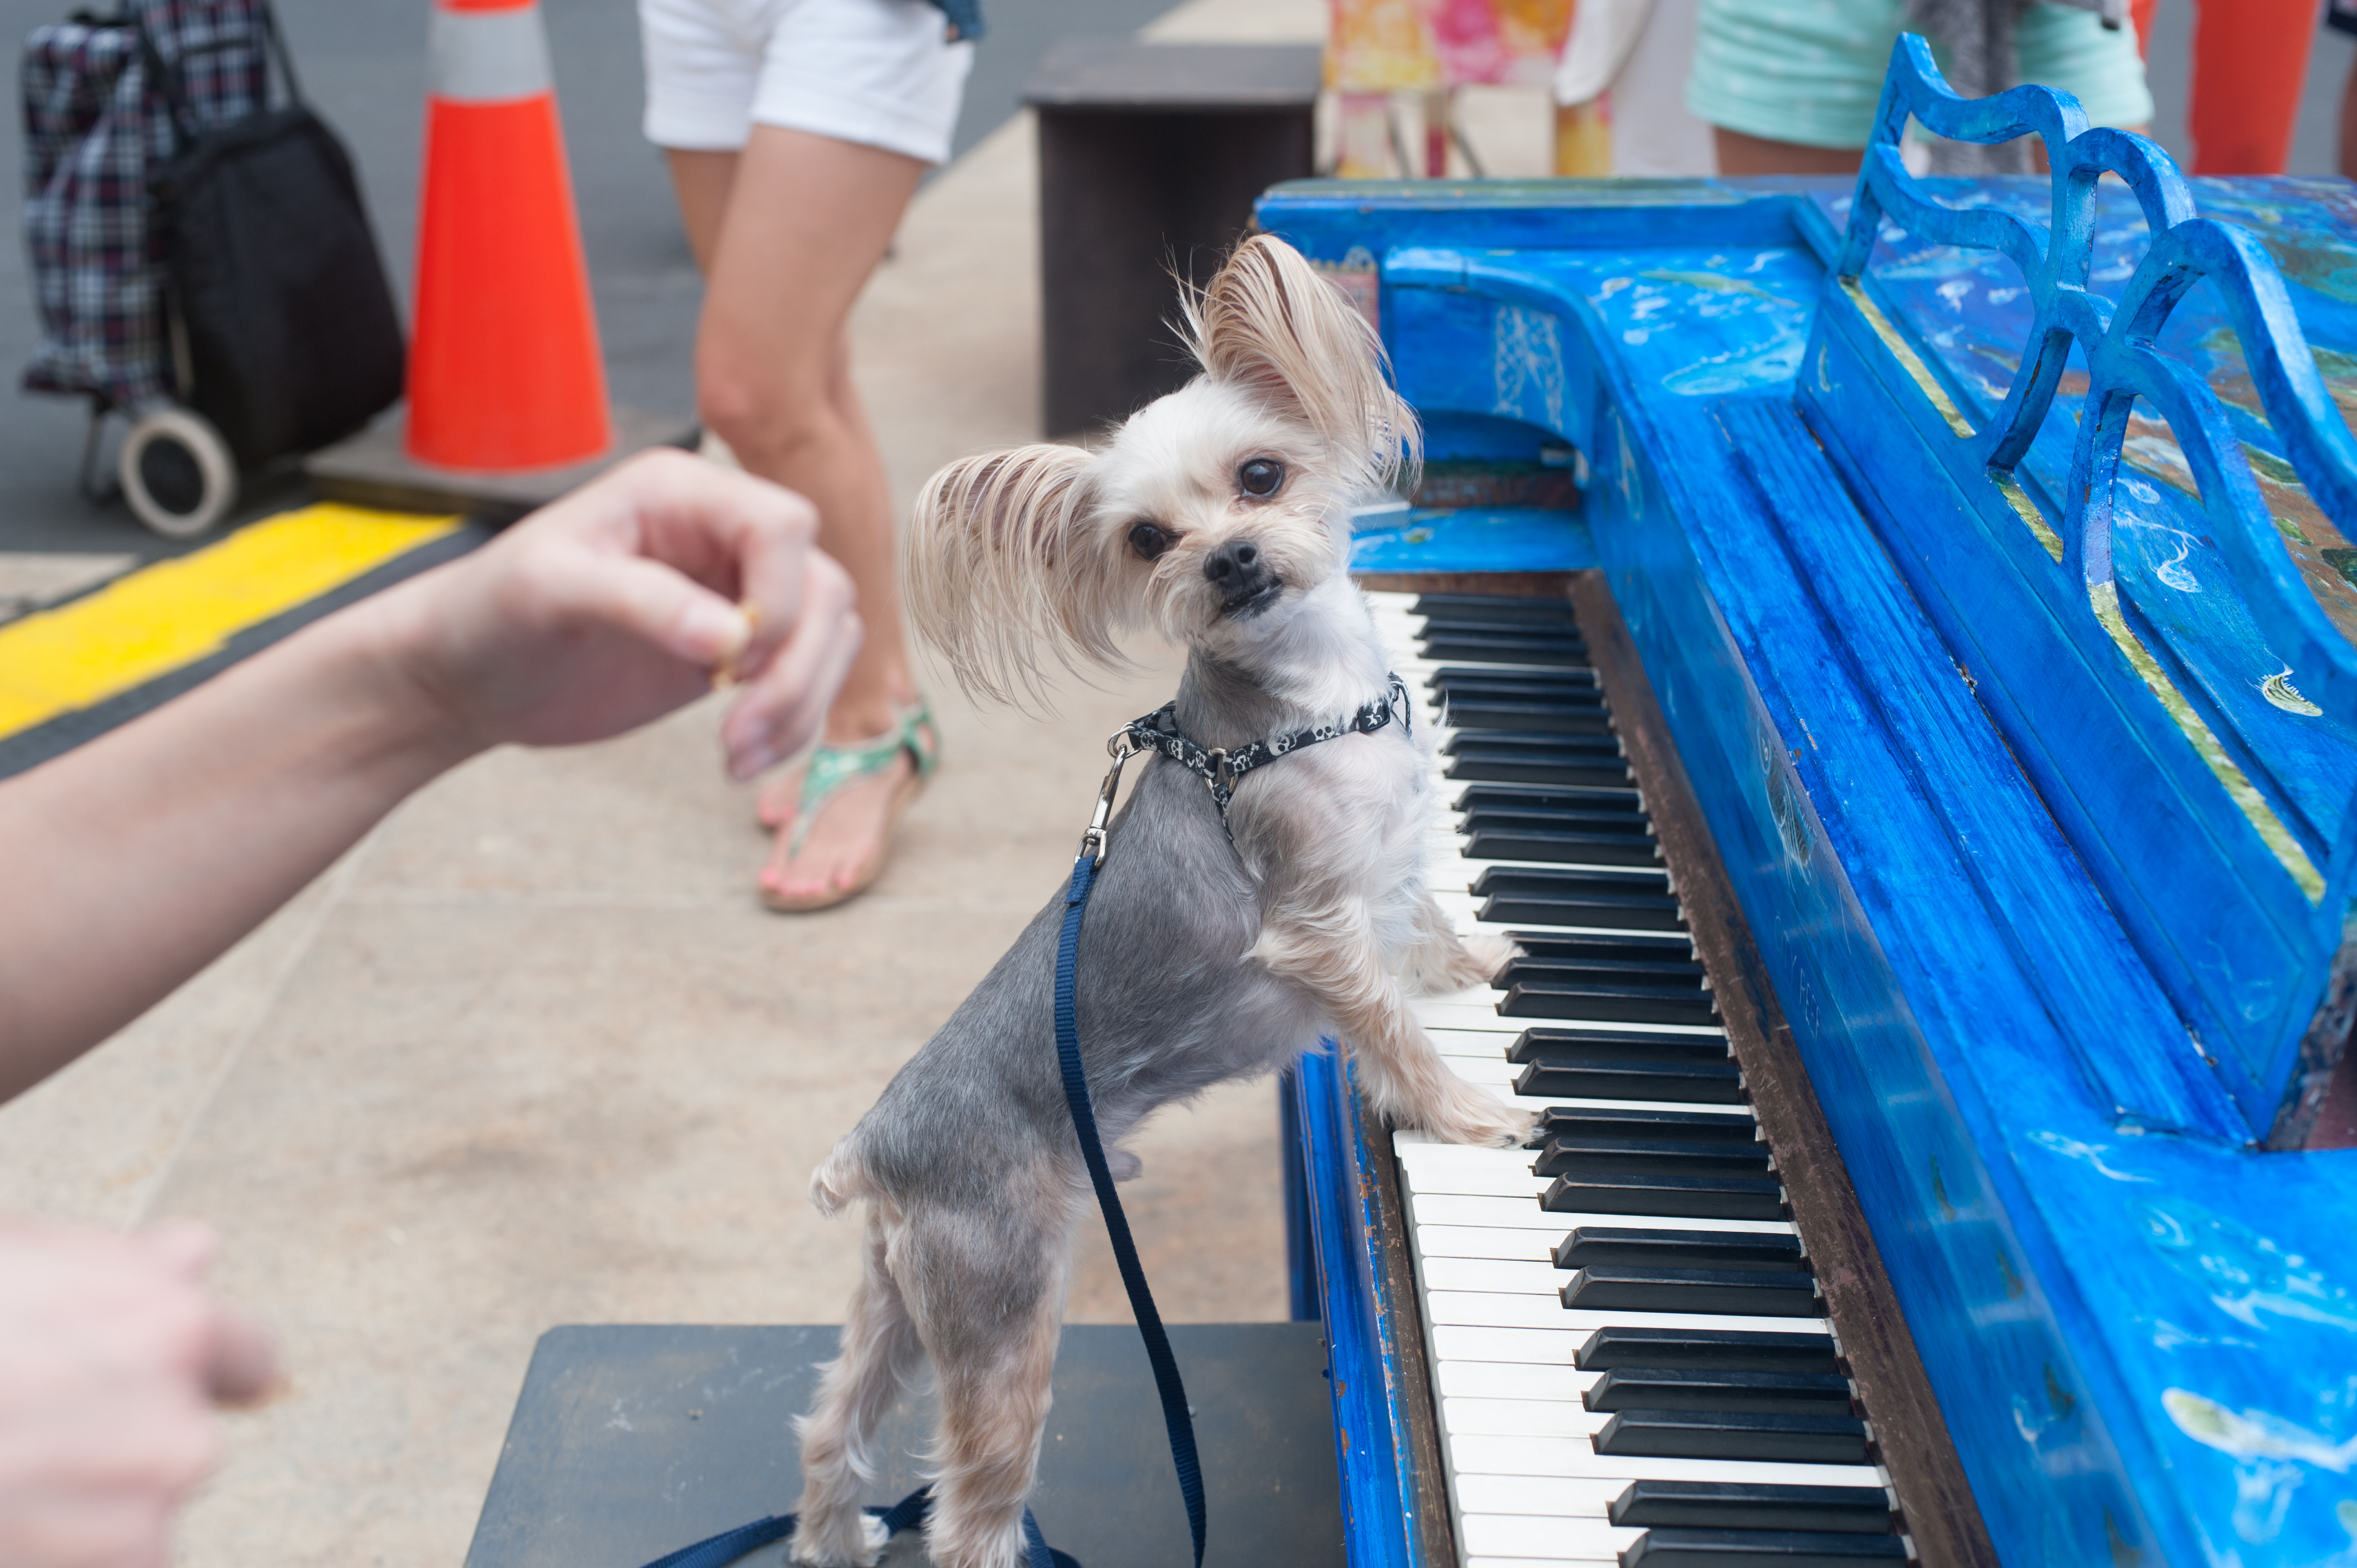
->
xmin=462 ymin=1323 xmax=1343 ymax=1568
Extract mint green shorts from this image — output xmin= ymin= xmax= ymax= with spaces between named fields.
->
xmin=1686 ymin=0 xmax=2153 ymax=149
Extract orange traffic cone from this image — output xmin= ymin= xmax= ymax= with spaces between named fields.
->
xmin=405 ymin=0 xmax=611 ymax=471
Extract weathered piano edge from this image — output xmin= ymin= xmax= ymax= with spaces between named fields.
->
xmin=1569 ymin=571 xmax=1998 ymax=1568
xmin=1286 ymin=1049 xmax=1453 ymax=1568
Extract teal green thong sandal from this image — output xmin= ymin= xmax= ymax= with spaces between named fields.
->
xmin=761 ymin=699 xmax=940 ymax=912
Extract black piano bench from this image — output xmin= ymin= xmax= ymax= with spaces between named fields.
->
xmin=460 ymin=1324 xmax=1342 ymax=1568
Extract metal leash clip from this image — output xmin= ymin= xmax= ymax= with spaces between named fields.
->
xmin=1080 ymin=731 xmax=1139 ymax=865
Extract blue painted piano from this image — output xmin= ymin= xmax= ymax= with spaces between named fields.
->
xmin=1269 ymin=39 xmax=2357 ymax=1568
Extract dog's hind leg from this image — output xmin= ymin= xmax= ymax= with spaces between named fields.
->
xmin=791 ymin=1210 xmax=927 ymax=1568
xmin=901 ymin=1195 xmax=1072 ymax=1568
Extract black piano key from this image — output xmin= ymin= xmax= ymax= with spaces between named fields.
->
xmin=1620 ymin=1528 xmax=1908 ymax=1567
xmin=1503 ymin=981 xmax=1720 ymax=1024
xmin=1535 ymin=1136 xmax=1772 ymax=1179
xmin=1532 ymin=1107 xmax=1758 ymax=1144
xmin=1455 ymin=783 xmax=1643 ymax=813
xmin=1509 ymin=1027 xmax=1730 ymax=1063
xmin=1584 ymin=1368 xmax=1853 ymax=1416
xmin=1463 ymin=808 xmax=1653 ymax=836
xmin=1447 ymin=742 xmax=1630 ymax=788
xmin=1503 ymin=955 xmax=1706 ymax=984
xmin=1577 ymin=1327 xmax=1839 ymax=1373
xmin=1428 ymin=666 xmax=1601 ymax=697
xmin=1481 ymin=894 xmax=1686 ymax=930
xmin=1593 ymin=1409 xmax=1870 ymax=1463
xmin=1554 ymin=1226 xmax=1804 ymax=1271
xmin=1516 ymin=1059 xmax=1744 ymax=1103
xmin=1562 ymin=1266 xmax=1822 ymax=1317
xmin=1542 ymin=1171 xmax=1784 ymax=1219
xmin=1474 ymin=866 xmax=1685 ymax=930
xmin=1444 ymin=700 xmax=1612 ymax=735
xmin=1411 ymin=592 xmax=1577 ymax=626
xmin=1609 ymin=1481 xmax=1896 ymax=1533
xmin=1469 ymin=827 xmax=1664 ymax=866
xmin=1507 ymin=933 xmax=1692 ymax=963
xmin=1421 ymin=632 xmax=1589 ymax=667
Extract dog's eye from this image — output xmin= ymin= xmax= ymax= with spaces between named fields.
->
xmin=1129 ymin=522 xmax=1171 ymax=560
xmin=1238 ymin=458 xmax=1284 ymax=497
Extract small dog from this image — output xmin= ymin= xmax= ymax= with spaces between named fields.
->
xmin=788 ymin=234 xmax=1531 ymax=1568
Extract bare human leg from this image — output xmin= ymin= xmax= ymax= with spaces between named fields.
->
xmin=664 ymin=129 xmax=932 ymax=908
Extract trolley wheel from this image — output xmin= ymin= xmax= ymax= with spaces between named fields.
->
xmin=119 ymin=407 xmax=236 ymax=539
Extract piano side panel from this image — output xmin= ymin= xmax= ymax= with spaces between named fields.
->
xmin=1288 ymin=1049 xmax=1445 ymax=1568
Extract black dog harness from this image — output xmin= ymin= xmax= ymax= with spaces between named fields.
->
xmin=1115 ymin=673 xmax=1413 ymax=817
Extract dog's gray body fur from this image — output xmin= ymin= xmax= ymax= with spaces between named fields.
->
xmin=855 ymin=660 xmax=1338 ymax=1206
xmin=789 ymin=237 xmax=1529 ymax=1568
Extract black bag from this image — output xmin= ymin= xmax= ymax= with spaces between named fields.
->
xmin=142 ymin=6 xmax=402 ymax=468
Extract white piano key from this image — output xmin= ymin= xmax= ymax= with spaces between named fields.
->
xmin=1446 ymin=1431 xmax=1882 ymax=1490
xmin=1464 ymin=1558 xmax=1617 ymax=1568
xmin=1418 ymin=1256 xmax=1563 ymax=1294
xmin=1405 ymin=1168 xmax=1548 ymax=1200
xmin=1427 ymin=1291 xmax=1820 ymax=1335
xmin=1444 ymin=1057 xmax=1527 ymax=1090
xmin=1452 ymin=1473 xmax=1627 ymax=1519
xmin=1435 ymin=1360 xmax=1592 ymax=1401
xmin=1394 ymin=1139 xmax=1541 ymax=1172
xmin=1411 ymin=1195 xmax=1793 ymax=1235
xmin=1413 ymin=1224 xmax=1560 ymax=1261
xmin=1445 ymin=1397 xmax=1612 ymax=1438
xmin=1458 ymin=1515 xmax=1637 ymax=1561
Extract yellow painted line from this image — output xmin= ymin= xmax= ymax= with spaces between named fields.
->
xmin=0 ymin=503 xmax=461 ymax=737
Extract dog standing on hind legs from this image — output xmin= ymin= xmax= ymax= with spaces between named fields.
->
xmin=788 ymin=234 xmax=1532 ymax=1568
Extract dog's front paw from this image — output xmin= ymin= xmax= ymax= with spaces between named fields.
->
xmin=1449 ymin=933 xmax=1516 ymax=987
xmin=789 ymin=1509 xmax=889 ymax=1567
xmin=1410 ymin=1080 xmax=1539 ymax=1149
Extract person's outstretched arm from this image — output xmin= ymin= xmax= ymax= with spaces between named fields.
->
xmin=0 ymin=448 xmax=860 ymax=1101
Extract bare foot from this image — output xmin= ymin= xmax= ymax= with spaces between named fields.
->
xmin=758 ymin=750 xmax=918 ymax=908
xmin=755 ymin=764 xmax=807 ymax=832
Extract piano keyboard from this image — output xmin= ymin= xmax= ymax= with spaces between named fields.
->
xmin=1369 ymin=590 xmax=1914 ymax=1568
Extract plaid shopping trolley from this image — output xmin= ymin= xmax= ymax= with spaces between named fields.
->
xmin=20 ymin=0 xmax=402 ymax=536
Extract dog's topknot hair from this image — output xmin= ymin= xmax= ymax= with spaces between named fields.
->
xmin=1179 ymin=233 xmax=1420 ymax=503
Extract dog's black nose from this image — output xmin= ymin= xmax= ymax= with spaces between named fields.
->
xmin=1203 ymin=539 xmax=1260 ymax=585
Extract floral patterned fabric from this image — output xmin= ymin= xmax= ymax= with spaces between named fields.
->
xmin=1325 ymin=0 xmax=1575 ymax=92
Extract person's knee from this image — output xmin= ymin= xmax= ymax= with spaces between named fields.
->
xmin=697 ymin=349 xmax=837 ymax=461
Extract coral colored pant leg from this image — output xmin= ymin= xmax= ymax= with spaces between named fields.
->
xmin=2189 ymin=0 xmax=2317 ymax=174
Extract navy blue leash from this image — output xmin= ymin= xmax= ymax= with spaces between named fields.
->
xmin=1055 ymin=831 xmax=1208 ymax=1568
xmin=634 ymin=1485 xmax=1074 ymax=1568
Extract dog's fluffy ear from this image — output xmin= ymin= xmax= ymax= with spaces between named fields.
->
xmin=904 ymin=442 xmax=1124 ymax=706
xmin=1185 ymin=234 xmax=1419 ymax=499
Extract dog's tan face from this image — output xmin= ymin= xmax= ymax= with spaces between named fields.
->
xmin=903 ymin=234 xmax=1418 ymax=703
xmin=1086 ymin=379 xmax=1351 ymax=658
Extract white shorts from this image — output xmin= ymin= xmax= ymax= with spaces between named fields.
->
xmin=639 ymin=0 xmax=974 ymax=165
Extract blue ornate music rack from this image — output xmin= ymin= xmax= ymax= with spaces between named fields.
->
xmin=1270 ymin=40 xmax=2357 ymax=1568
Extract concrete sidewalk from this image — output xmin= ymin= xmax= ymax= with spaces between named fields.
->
xmin=0 ymin=2 xmax=1345 ymax=1563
